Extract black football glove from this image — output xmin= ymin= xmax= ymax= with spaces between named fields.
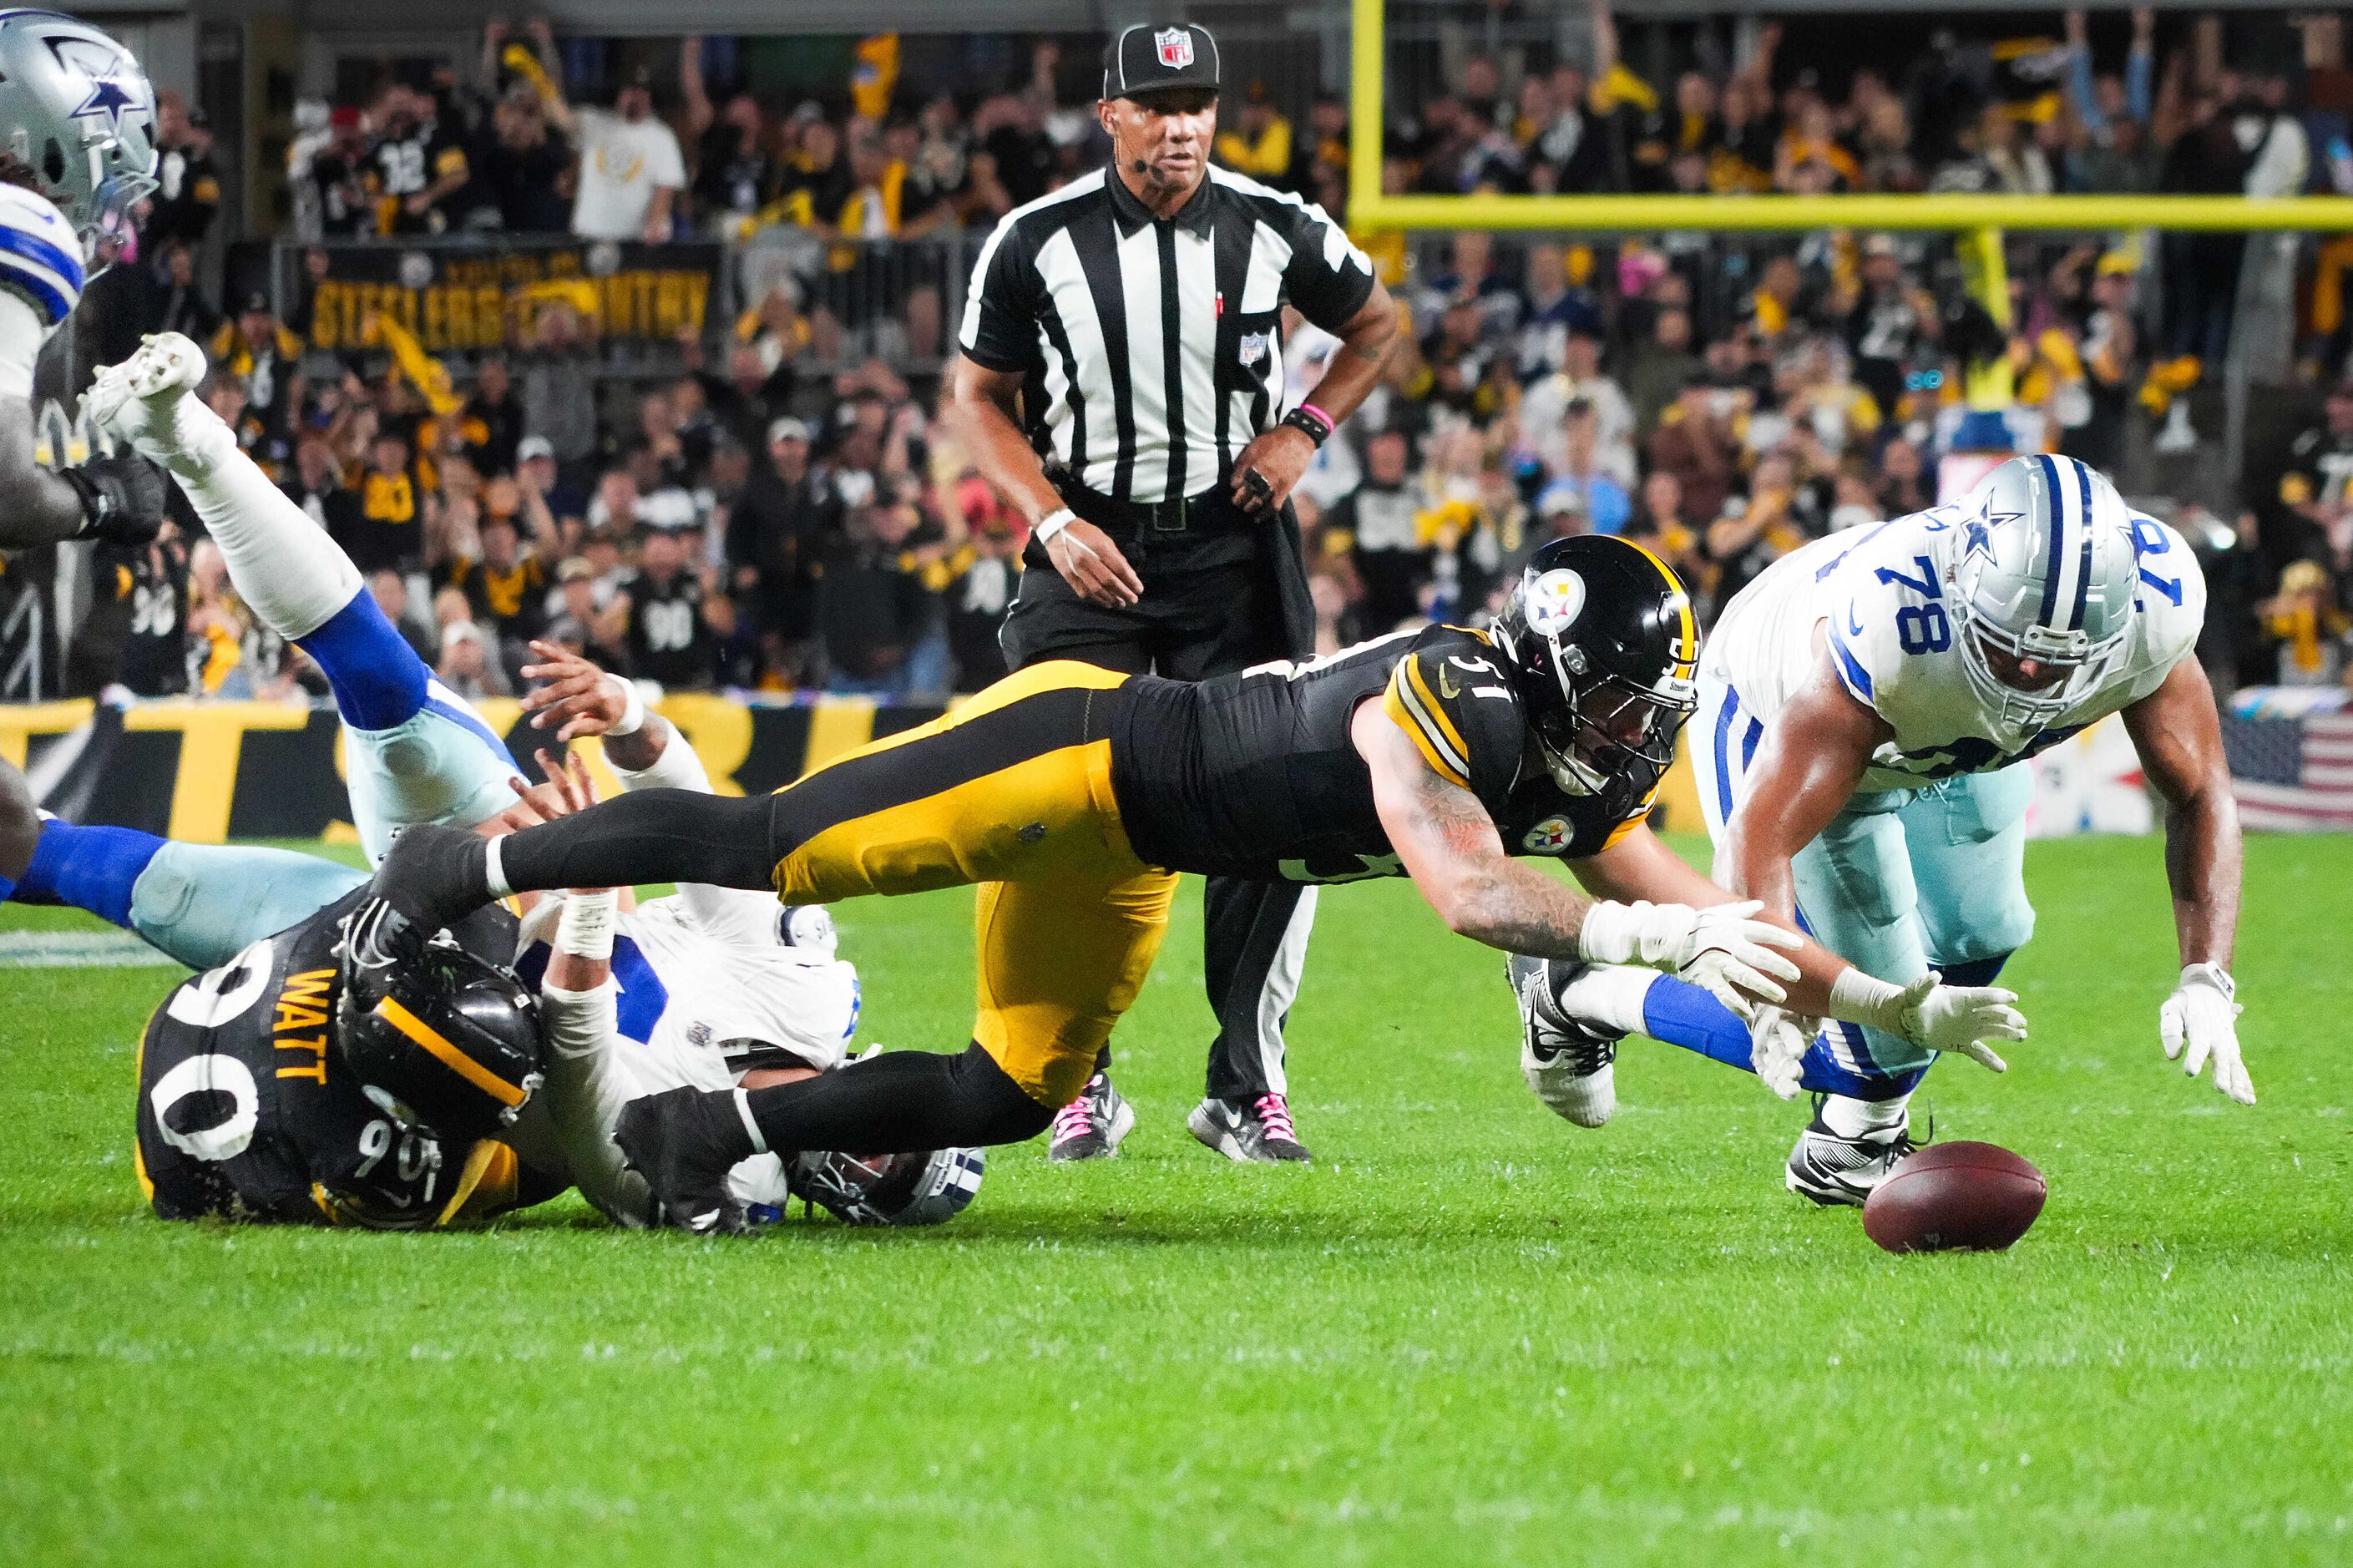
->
xmin=61 ymin=454 xmax=167 ymax=546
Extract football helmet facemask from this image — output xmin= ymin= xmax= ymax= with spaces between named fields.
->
xmin=1492 ymin=535 xmax=1700 ymax=814
xmin=787 ymin=1146 xmax=986 ymax=1227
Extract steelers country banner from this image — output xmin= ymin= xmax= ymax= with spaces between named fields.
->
xmin=0 ymin=694 xmax=949 ymax=844
xmin=299 ymin=239 xmax=720 ymax=355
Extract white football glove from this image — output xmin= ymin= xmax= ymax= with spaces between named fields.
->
xmin=1826 ymin=968 xmax=2027 ymax=1074
xmin=1577 ymin=898 xmax=1802 ymax=1020
xmin=1747 ymin=1004 xmax=1819 ymax=1101
xmin=1899 ymin=972 xmax=2026 ymax=1073
xmin=2160 ymin=963 xmax=2254 ymax=1105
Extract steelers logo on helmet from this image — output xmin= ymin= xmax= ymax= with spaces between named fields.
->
xmin=1525 ymin=568 xmax=1587 ymax=636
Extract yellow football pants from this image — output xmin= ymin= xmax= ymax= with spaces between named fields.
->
xmin=769 ymin=660 xmax=1177 ymax=1107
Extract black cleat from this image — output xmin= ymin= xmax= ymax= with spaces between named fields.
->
xmin=615 ymin=1087 xmax=757 ymax=1235
xmin=372 ymin=822 xmax=494 ymax=932
xmin=337 ymin=825 xmax=494 ymax=1014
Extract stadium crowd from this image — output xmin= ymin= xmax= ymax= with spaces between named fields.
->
xmin=53 ymin=7 xmax=2353 ymax=706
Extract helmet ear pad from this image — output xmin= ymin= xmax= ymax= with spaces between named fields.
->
xmin=336 ymin=944 xmax=544 ymax=1144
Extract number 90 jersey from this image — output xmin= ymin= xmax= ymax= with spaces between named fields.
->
xmin=134 ymin=890 xmax=549 ymax=1228
xmin=1703 ymin=503 xmax=2205 ymax=792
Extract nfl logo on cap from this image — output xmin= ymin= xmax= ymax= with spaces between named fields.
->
xmin=1156 ymin=28 xmax=1195 ymax=68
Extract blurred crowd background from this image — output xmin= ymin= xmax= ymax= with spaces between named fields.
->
xmin=39 ymin=5 xmax=2353 ymax=709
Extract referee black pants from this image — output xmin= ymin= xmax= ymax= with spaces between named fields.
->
xmin=999 ymin=502 xmax=1317 ymax=1105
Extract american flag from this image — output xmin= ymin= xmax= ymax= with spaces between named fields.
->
xmin=2227 ymin=710 xmax=2353 ymax=831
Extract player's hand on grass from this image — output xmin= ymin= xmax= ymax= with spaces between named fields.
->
xmin=1577 ymin=898 xmax=1802 ymax=1019
xmin=1045 ymin=518 xmax=1144 ymax=609
xmin=520 ymin=639 xmax=629 ymax=741
xmin=1898 ymin=972 xmax=2027 ymax=1074
xmin=2160 ymin=963 xmax=2254 ymax=1105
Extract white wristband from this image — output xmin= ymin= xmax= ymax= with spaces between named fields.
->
xmin=1035 ymin=507 xmax=1077 ymax=544
xmin=2179 ymin=961 xmax=2234 ymax=1001
xmin=1828 ymin=968 xmax=1908 ymax=1032
xmin=605 ymin=675 xmax=647 ymax=738
xmin=554 ymin=889 xmax=617 ymax=960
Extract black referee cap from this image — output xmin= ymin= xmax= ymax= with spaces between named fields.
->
xmin=1102 ymin=23 xmax=1220 ymax=101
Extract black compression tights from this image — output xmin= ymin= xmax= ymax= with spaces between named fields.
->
xmin=493 ymin=787 xmax=780 ymax=894
xmin=744 ymin=1042 xmax=1055 ymax=1154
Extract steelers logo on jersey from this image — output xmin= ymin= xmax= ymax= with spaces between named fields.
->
xmin=1523 ymin=817 xmax=1573 ymax=853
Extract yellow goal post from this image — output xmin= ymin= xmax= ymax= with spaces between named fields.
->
xmin=1345 ymin=0 xmax=2353 ymax=233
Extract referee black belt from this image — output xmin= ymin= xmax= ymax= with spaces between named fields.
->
xmin=1060 ymin=482 xmax=1250 ymax=536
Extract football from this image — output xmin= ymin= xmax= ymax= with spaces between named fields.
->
xmin=1863 ymin=1141 xmax=2047 ymax=1254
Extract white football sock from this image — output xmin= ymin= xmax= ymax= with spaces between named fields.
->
xmin=1556 ymin=963 xmax=1658 ymax=1036
xmin=1821 ymin=1092 xmax=1910 ymax=1141
xmin=166 ymin=403 xmax=362 ymax=641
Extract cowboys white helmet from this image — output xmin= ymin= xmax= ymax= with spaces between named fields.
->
xmin=1951 ymin=454 xmax=2139 ymax=732
xmin=0 ymin=11 xmax=158 ymax=256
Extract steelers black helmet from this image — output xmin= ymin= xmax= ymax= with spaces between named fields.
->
xmin=1492 ymin=535 xmax=1699 ymax=815
xmin=336 ymin=940 xmax=544 ymax=1143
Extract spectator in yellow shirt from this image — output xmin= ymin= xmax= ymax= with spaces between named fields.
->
xmin=1214 ymin=82 xmax=1293 ymax=185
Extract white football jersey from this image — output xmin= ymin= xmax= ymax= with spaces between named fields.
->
xmin=1705 ymin=503 xmax=2205 ymax=793
xmin=0 ymin=183 xmax=78 ymax=398
xmin=616 ymin=893 xmax=858 ymax=1072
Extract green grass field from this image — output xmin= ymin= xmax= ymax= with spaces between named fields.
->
xmin=3 ymin=833 xmax=2350 ymax=1565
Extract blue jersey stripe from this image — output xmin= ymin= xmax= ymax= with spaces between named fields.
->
xmin=1829 ymin=628 xmax=1875 ymax=700
xmin=0 ymin=258 xmax=73 ymax=324
xmin=2068 ymin=459 xmax=2095 ymax=630
xmin=2033 ymin=453 xmax=2066 ymax=627
xmin=1711 ymin=685 xmax=1741 ymax=823
xmin=0 ymin=220 xmax=83 ymax=296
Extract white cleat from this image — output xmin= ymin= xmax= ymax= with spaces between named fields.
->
xmin=1508 ymin=953 xmax=1619 ymax=1128
xmin=86 ymin=332 xmax=222 ymax=475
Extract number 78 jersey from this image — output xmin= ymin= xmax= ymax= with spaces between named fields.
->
xmin=1703 ymin=501 xmax=2206 ymax=792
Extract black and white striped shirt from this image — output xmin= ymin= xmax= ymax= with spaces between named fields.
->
xmin=959 ymin=165 xmax=1376 ymax=506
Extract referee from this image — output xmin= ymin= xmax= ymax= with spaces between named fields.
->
xmin=947 ymin=22 xmax=1398 ymax=1165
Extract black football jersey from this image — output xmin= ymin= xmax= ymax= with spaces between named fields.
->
xmin=1108 ymin=625 xmax=1661 ymax=883
xmin=623 ymin=568 xmax=714 ymax=689
xmin=134 ymin=889 xmax=546 ymax=1228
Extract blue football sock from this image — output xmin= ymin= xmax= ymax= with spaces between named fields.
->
xmin=1640 ymin=974 xmax=1927 ymax=1101
xmin=17 ymin=820 xmax=166 ymax=930
xmin=296 ymin=588 xmax=428 ymax=731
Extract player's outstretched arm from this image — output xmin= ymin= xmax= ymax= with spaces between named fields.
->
xmin=1574 ymin=823 xmax=2027 ymax=1096
xmin=1718 ymin=639 xmax=1887 ymax=923
xmin=2121 ymin=655 xmax=2253 ymax=1105
xmin=1352 ymin=699 xmax=1798 ymax=1014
